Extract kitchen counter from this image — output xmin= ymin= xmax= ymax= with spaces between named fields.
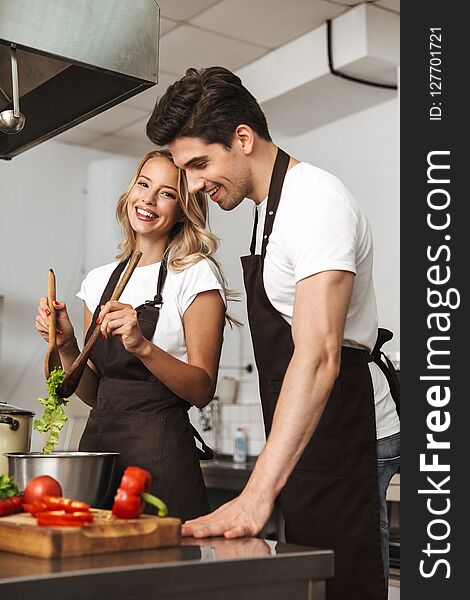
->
xmin=0 ymin=538 xmax=333 ymax=600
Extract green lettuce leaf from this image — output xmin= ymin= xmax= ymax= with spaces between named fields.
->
xmin=34 ymin=367 xmax=68 ymax=454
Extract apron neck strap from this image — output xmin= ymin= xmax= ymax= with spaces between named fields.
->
xmin=155 ymin=258 xmax=168 ymax=304
xmin=98 ymin=255 xmax=168 ymax=307
xmin=97 ymin=255 xmax=131 ymax=307
xmin=137 ymin=257 xmax=168 ymax=309
xmin=134 ymin=258 xmax=168 ymax=340
xmin=249 ymin=209 xmax=259 ymax=255
xmin=249 ymin=147 xmax=290 ymax=258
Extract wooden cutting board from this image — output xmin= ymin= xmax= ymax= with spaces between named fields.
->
xmin=0 ymin=509 xmax=181 ymax=558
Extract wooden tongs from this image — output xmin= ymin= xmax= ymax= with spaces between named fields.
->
xmin=50 ymin=250 xmax=142 ymax=398
xmin=44 ymin=269 xmax=63 ymax=380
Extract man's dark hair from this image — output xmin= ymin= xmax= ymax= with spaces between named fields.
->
xmin=146 ymin=66 xmax=271 ymax=149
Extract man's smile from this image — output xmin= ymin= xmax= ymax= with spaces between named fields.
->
xmin=206 ymin=184 xmax=221 ymax=201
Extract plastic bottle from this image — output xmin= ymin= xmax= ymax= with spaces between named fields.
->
xmin=233 ymin=427 xmax=247 ymax=464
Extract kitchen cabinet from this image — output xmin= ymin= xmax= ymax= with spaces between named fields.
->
xmin=0 ymin=538 xmax=333 ymax=600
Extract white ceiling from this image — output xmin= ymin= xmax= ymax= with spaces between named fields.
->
xmin=56 ymin=0 xmax=400 ymax=156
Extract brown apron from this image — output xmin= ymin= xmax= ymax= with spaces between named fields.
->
xmin=79 ymin=258 xmax=210 ymax=522
xmin=241 ymin=149 xmax=387 ymax=600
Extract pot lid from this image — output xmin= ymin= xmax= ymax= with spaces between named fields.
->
xmin=0 ymin=401 xmax=34 ymax=416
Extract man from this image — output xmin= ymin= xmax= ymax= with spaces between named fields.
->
xmin=146 ymin=66 xmax=400 ymax=600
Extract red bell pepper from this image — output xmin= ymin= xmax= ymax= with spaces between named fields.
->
xmin=22 ymin=500 xmax=48 ymax=516
xmin=41 ymin=495 xmax=91 ymax=512
xmin=120 ymin=466 xmax=151 ymax=495
xmin=36 ymin=510 xmax=94 ymax=527
xmin=112 ymin=488 xmax=144 ymax=519
xmin=22 ymin=493 xmax=93 ymax=527
xmin=112 ymin=466 xmax=168 ymax=519
xmin=24 ymin=496 xmax=90 ymax=516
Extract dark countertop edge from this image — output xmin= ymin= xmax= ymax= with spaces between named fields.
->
xmin=201 ymin=459 xmax=256 ymax=471
xmin=0 ymin=547 xmax=334 ymax=587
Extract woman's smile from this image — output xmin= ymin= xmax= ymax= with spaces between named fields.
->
xmin=135 ymin=206 xmax=159 ymax=221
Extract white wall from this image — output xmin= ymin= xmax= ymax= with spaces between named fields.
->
xmin=207 ymin=199 xmax=258 ymax=395
xmin=0 ymin=140 xmax=136 ymax=450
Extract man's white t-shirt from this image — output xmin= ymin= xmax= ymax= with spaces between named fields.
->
xmin=255 ymin=162 xmax=399 ymax=439
xmin=77 ymin=258 xmax=226 ymax=363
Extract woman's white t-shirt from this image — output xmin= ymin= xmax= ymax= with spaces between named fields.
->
xmin=255 ymin=162 xmax=399 ymax=439
xmin=77 ymin=258 xmax=226 ymax=363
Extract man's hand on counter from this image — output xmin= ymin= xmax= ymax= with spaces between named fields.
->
xmin=182 ymin=487 xmax=274 ymax=539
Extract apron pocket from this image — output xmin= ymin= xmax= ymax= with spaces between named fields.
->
xmin=96 ymin=390 xmax=170 ymax=414
xmin=87 ymin=408 xmax=166 ymax=477
xmin=267 ymin=381 xmax=345 ymax=475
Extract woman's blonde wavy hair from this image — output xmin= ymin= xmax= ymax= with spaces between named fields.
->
xmin=115 ymin=150 xmax=240 ymax=326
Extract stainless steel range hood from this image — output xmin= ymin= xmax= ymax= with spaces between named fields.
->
xmin=0 ymin=0 xmax=159 ymax=160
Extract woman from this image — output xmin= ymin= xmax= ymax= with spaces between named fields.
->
xmin=35 ymin=150 xmax=227 ymax=520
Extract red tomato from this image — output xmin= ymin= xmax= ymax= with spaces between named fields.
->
xmin=22 ymin=475 xmax=62 ymax=505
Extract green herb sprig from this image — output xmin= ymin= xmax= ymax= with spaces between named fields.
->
xmin=0 ymin=474 xmax=19 ymax=499
xmin=34 ymin=367 xmax=68 ymax=454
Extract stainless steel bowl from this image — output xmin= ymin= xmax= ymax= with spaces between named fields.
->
xmin=5 ymin=451 xmax=120 ymax=508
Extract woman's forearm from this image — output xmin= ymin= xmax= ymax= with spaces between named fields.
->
xmin=95 ymin=292 xmax=224 ymax=408
xmin=134 ymin=339 xmax=215 ymax=408
xmin=58 ymin=338 xmax=99 ymax=407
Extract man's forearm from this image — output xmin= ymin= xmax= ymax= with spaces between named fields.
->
xmin=246 ymin=348 xmax=339 ymax=498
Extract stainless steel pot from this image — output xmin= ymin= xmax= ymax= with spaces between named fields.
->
xmin=5 ymin=451 xmax=120 ymax=508
xmin=0 ymin=402 xmax=34 ymax=475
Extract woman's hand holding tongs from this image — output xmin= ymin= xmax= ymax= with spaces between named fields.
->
xmin=96 ymin=301 xmax=146 ymax=354
xmin=35 ymin=297 xmax=76 ymax=350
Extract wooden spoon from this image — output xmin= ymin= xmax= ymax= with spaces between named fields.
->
xmin=44 ymin=269 xmax=63 ymax=380
xmin=56 ymin=250 xmax=143 ymax=398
